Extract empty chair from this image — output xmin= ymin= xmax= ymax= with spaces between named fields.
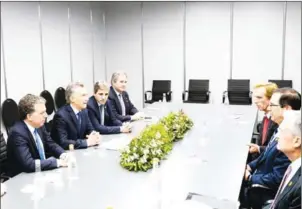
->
xmin=54 ymin=87 xmax=66 ymax=110
xmin=223 ymin=79 xmax=252 ymax=105
xmin=183 ymin=79 xmax=211 ymax=103
xmin=40 ymin=90 xmax=55 ymax=132
xmin=145 ymin=80 xmax=172 ymax=104
xmin=0 ymin=132 xmax=9 ymax=182
xmin=268 ymin=79 xmax=292 ymax=88
xmin=2 ymin=99 xmax=20 ymax=134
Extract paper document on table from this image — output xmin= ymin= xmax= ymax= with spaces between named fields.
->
xmin=101 ymin=138 xmax=131 ymax=151
xmin=165 ymin=200 xmax=213 ymax=209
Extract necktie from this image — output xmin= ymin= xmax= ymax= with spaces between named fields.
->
xmin=270 ymin=166 xmax=292 ymax=209
xmin=119 ymin=94 xmax=126 ymax=116
xmin=99 ymin=105 xmax=104 ymax=125
xmin=33 ymin=129 xmax=46 ymax=160
xmin=262 ymin=116 xmax=269 ymax=145
xmin=76 ymin=112 xmax=82 ymax=132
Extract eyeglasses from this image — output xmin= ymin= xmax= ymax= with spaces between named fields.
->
xmin=269 ymin=103 xmax=279 ymax=107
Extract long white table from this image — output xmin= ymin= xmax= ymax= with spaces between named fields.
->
xmin=1 ymin=103 xmax=257 ymax=209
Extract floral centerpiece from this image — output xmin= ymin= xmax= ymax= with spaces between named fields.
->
xmin=120 ymin=110 xmax=193 ymax=172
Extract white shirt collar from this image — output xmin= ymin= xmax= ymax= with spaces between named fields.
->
xmin=113 ymin=88 xmax=122 ymax=97
xmin=24 ymin=121 xmax=35 ymax=134
xmin=70 ymin=104 xmax=80 ymax=115
xmin=290 ymin=157 xmax=301 ymax=173
xmin=265 ymin=112 xmax=271 ymax=119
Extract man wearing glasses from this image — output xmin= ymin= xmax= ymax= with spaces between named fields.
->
xmin=240 ymin=88 xmax=301 ymax=209
xmin=87 ymin=81 xmax=131 ymax=134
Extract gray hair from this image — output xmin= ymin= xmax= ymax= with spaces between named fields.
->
xmin=111 ymin=71 xmax=127 ymax=85
xmin=281 ymin=110 xmax=301 ymax=138
xmin=65 ymin=81 xmax=84 ymax=103
xmin=19 ymin=94 xmax=46 ymax=120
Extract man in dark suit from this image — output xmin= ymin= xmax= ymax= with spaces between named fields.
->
xmin=51 ymin=82 xmax=101 ymax=150
xmin=263 ymin=110 xmax=301 ymax=209
xmin=7 ymin=94 xmax=68 ymax=177
xmin=87 ymin=81 xmax=131 ymax=134
xmin=108 ymin=71 xmax=144 ymax=122
xmin=248 ymin=83 xmax=279 ymax=159
xmin=240 ymin=88 xmax=301 ymax=209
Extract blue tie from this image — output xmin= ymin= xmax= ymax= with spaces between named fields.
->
xmin=33 ymin=129 xmax=46 ymax=160
xmin=76 ymin=112 xmax=82 ymax=132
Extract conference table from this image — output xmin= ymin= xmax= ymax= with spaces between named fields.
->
xmin=1 ymin=102 xmax=257 ymax=209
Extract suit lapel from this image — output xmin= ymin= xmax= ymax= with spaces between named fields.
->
xmin=275 ymin=168 xmax=301 ymax=205
xmin=67 ymin=105 xmax=80 ymax=134
xmin=92 ymin=97 xmax=101 ymax=121
xmin=111 ymin=87 xmax=123 ymax=114
xmin=22 ymin=122 xmax=40 ymax=158
xmin=257 ymin=140 xmax=277 ymax=166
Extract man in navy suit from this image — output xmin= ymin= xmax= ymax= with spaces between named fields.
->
xmin=87 ymin=81 xmax=131 ymax=134
xmin=7 ymin=94 xmax=68 ymax=177
xmin=51 ymin=82 xmax=101 ymax=150
xmin=240 ymin=88 xmax=301 ymax=209
xmin=108 ymin=71 xmax=144 ymax=122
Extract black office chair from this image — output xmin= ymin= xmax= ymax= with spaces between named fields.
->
xmin=2 ymin=99 xmax=20 ymax=135
xmin=268 ymin=79 xmax=292 ymax=88
xmin=222 ymin=79 xmax=252 ymax=105
xmin=145 ymin=80 xmax=172 ymax=104
xmin=40 ymin=90 xmax=56 ymax=132
xmin=183 ymin=79 xmax=210 ymax=103
xmin=54 ymin=87 xmax=66 ymax=110
xmin=0 ymin=132 xmax=10 ymax=182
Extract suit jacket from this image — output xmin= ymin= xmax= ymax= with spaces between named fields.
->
xmin=257 ymin=117 xmax=279 ymax=153
xmin=272 ymin=167 xmax=301 ymax=209
xmin=7 ymin=121 xmax=64 ymax=177
xmin=51 ymin=105 xmax=94 ymax=150
xmin=108 ymin=86 xmax=138 ymax=122
xmin=248 ymin=136 xmax=291 ymax=192
xmin=87 ymin=96 xmax=122 ymax=134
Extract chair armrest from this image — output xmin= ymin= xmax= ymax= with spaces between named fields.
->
xmin=1 ymin=175 xmax=11 ymax=182
xmin=144 ymin=91 xmax=152 ymax=101
xmin=167 ymin=91 xmax=172 ymax=102
xmin=182 ymin=90 xmax=188 ymax=101
xmin=222 ymin=91 xmax=228 ymax=103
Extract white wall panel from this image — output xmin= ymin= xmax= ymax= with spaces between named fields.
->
xmin=1 ymin=36 xmax=7 ymax=138
xmin=186 ymin=2 xmax=231 ymax=104
xmin=70 ymin=2 xmax=94 ymax=95
xmin=143 ymin=2 xmax=184 ymax=103
xmin=91 ymin=2 xmax=106 ymax=83
xmin=1 ymin=2 xmax=43 ymax=102
xmin=232 ymin=2 xmax=284 ymax=88
xmin=40 ymin=2 xmax=71 ymax=95
xmin=284 ymin=2 xmax=301 ymax=91
xmin=105 ymin=2 xmax=143 ymax=109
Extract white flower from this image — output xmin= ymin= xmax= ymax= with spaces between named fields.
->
xmin=124 ymin=146 xmax=130 ymax=153
xmin=155 ymin=132 xmax=161 ymax=139
xmin=140 ymin=156 xmax=147 ymax=164
xmin=143 ymin=149 xmax=149 ymax=155
xmin=133 ymin=147 xmax=137 ymax=152
xmin=133 ymin=153 xmax=139 ymax=159
xmin=156 ymin=149 xmax=162 ymax=155
xmin=129 ymin=156 xmax=135 ymax=161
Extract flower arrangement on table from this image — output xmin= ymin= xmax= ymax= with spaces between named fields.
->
xmin=120 ymin=110 xmax=194 ymax=172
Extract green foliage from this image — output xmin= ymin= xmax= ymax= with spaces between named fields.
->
xmin=120 ymin=110 xmax=194 ymax=172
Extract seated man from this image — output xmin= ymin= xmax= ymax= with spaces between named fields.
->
xmin=248 ymin=83 xmax=278 ymax=160
xmin=240 ymin=88 xmax=301 ymax=209
xmin=109 ymin=71 xmax=144 ymax=122
xmin=87 ymin=81 xmax=131 ymax=134
xmin=51 ymin=82 xmax=101 ymax=149
xmin=7 ymin=94 xmax=68 ymax=177
xmin=264 ymin=110 xmax=301 ymax=209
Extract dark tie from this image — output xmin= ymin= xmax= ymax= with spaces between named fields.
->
xmin=99 ymin=105 xmax=104 ymax=125
xmin=76 ymin=112 xmax=82 ymax=132
xmin=33 ymin=129 xmax=46 ymax=160
xmin=270 ymin=166 xmax=292 ymax=209
xmin=261 ymin=116 xmax=269 ymax=145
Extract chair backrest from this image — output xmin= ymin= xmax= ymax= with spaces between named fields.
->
xmin=228 ymin=79 xmax=250 ymax=92
xmin=2 ymin=99 xmax=20 ymax=134
xmin=151 ymin=80 xmax=171 ymax=101
xmin=0 ymin=132 xmax=7 ymax=176
xmin=268 ymin=79 xmax=292 ymax=88
xmin=54 ymin=87 xmax=66 ymax=110
xmin=188 ymin=79 xmax=210 ymax=102
xmin=40 ymin=90 xmax=55 ymax=115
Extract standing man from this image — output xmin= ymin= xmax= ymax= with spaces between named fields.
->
xmin=7 ymin=94 xmax=68 ymax=177
xmin=51 ymin=82 xmax=101 ymax=149
xmin=248 ymin=83 xmax=279 ymax=158
xmin=109 ymin=71 xmax=144 ymax=122
xmin=87 ymin=81 xmax=131 ymax=134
